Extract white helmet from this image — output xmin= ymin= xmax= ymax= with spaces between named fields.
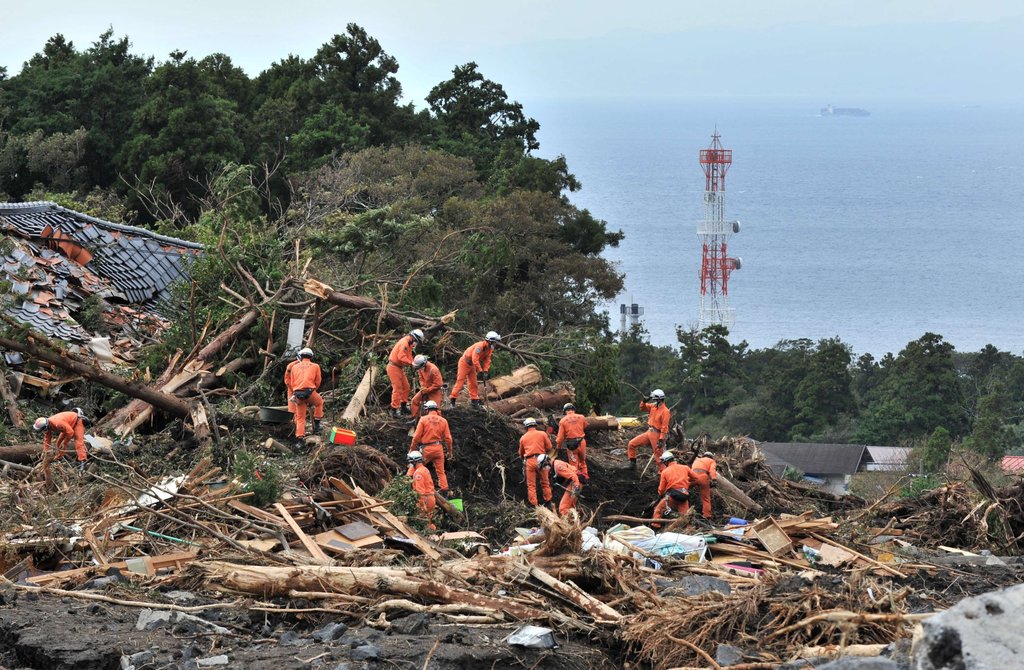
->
xmin=407 ymin=450 xmax=423 ymax=464
xmin=659 ymin=450 xmax=675 ymax=463
xmin=563 ymin=403 xmax=575 ymax=412
xmin=297 ymin=347 xmax=313 ymax=359
xmin=423 ymin=400 xmax=438 ymax=411
xmin=536 ymin=453 xmax=550 ymax=468
xmin=413 ymin=354 xmax=428 ymax=369
xmin=73 ymin=407 xmax=89 ymax=424
xmin=410 ymin=329 xmax=425 ymax=343
xmin=485 ymin=331 xmax=501 ymax=343
xmin=523 ymin=417 xmax=537 ymax=428
xmin=33 ymin=417 xmax=48 ymax=431
xmin=650 ymin=389 xmax=665 ymax=401
xmin=702 ymin=451 xmax=714 ymax=458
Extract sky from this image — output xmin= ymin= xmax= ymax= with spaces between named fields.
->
xmin=2 ymin=0 xmax=1023 ymax=104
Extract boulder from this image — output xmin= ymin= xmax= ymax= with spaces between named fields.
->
xmin=913 ymin=583 xmax=1024 ymax=670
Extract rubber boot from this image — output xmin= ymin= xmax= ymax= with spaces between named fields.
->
xmin=294 ymin=437 xmax=305 ymax=450
xmin=629 ymin=458 xmax=637 ymax=472
xmin=471 ymin=399 xmax=482 ymax=410
xmin=400 ymin=402 xmax=411 ymax=415
xmin=390 ymin=408 xmax=402 ymax=418
xmin=449 ymin=397 xmax=458 ymax=409
xmin=313 ymin=419 xmax=321 ymax=434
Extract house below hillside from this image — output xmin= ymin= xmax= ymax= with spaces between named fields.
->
xmin=758 ymin=442 xmax=912 ymax=494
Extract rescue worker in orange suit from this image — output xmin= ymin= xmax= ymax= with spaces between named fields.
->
xmin=284 ymin=347 xmax=324 ymax=448
xmin=449 ymin=331 xmax=500 ymax=408
xmin=387 ymin=329 xmax=424 ymax=417
xmin=406 ymin=450 xmax=436 ymax=530
xmin=652 ymin=451 xmax=693 ymax=527
xmin=627 ymin=388 xmax=670 ymax=473
xmin=410 ymin=400 xmax=454 ymax=495
xmin=543 ymin=456 xmax=581 ymax=517
xmin=690 ymin=450 xmax=718 ymax=519
xmin=518 ymin=417 xmax=554 ymax=510
xmin=410 ymin=354 xmax=443 ymax=419
xmin=34 ymin=408 xmax=89 ymax=472
xmin=556 ymin=403 xmax=589 ymax=485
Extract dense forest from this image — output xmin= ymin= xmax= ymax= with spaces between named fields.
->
xmin=2 ymin=27 xmax=1022 ymax=470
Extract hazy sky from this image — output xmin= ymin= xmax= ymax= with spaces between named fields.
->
xmin=3 ymin=0 xmax=1023 ymax=103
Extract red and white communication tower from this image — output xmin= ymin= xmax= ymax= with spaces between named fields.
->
xmin=697 ymin=130 xmax=742 ymax=329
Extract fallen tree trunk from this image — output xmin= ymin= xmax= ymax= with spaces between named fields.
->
xmin=197 ymin=356 xmax=258 ymax=391
xmin=0 ymin=335 xmax=191 ymax=418
xmin=194 ymin=309 xmax=259 ymax=364
xmin=486 ymin=365 xmax=542 ymax=400
xmin=341 ymin=367 xmax=376 ymax=422
xmin=301 ymin=278 xmax=452 ymax=333
xmin=489 ymin=382 xmax=574 ymax=415
xmin=0 ymin=444 xmax=43 ymax=464
xmin=718 ymin=474 xmax=763 ymax=514
xmin=585 ymin=416 xmax=619 ymax=431
xmin=97 ymin=349 xmax=182 ymax=430
xmin=197 ymin=561 xmax=545 ymax=621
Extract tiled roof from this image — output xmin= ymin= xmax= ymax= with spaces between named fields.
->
xmin=1001 ymin=456 xmax=1024 ymax=473
xmin=0 ymin=202 xmax=202 ymax=348
xmin=759 ymin=442 xmax=868 ymax=476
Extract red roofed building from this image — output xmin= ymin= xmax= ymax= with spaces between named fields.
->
xmin=1001 ymin=456 xmax=1024 ymax=474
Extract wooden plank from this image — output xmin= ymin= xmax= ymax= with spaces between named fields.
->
xmin=228 ymin=500 xmax=289 ymax=527
xmin=329 ymin=477 xmax=441 ymax=560
xmin=24 ymin=551 xmax=197 ymax=586
xmin=274 ymin=503 xmax=331 ymax=563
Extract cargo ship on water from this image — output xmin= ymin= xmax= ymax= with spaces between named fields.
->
xmin=821 ymin=104 xmax=870 ymax=117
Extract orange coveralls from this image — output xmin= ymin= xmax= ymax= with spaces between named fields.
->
xmin=627 ymin=400 xmax=671 ymax=471
xmin=557 ymin=410 xmax=589 ymax=480
xmin=519 ymin=427 xmax=552 ymax=506
xmin=410 ymin=410 xmax=454 ymax=492
xmin=285 ymin=358 xmax=323 ymax=438
xmin=411 ymin=361 xmax=444 ymax=419
xmin=653 ymin=462 xmax=693 ymax=523
xmin=407 ymin=462 xmax=436 ymax=529
xmin=450 ymin=340 xmax=492 ymax=402
xmin=43 ymin=411 xmax=87 ymax=461
xmin=552 ymin=459 xmax=581 ymax=517
xmin=690 ymin=455 xmax=718 ymax=519
xmin=387 ymin=334 xmax=417 ymax=409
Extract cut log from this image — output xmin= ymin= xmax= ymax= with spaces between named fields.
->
xmin=489 ymin=382 xmax=575 ymax=416
xmin=0 ymin=335 xmax=191 ymax=418
xmin=97 ymin=349 xmax=182 ymax=430
xmin=194 ymin=309 xmax=260 ymax=364
xmin=485 ymin=365 xmax=542 ymax=400
xmin=717 ymin=474 xmax=763 ymax=514
xmin=0 ymin=360 xmax=25 ymax=428
xmin=0 ymin=444 xmax=44 ymax=465
xmin=197 ymin=356 xmax=258 ymax=390
xmin=198 ymin=561 xmax=545 ymax=621
xmin=435 ymin=493 xmax=466 ymax=523
xmin=528 ymin=566 xmax=621 ymax=623
xmin=341 ymin=367 xmax=376 ymax=422
xmin=584 ymin=416 xmax=619 ymax=431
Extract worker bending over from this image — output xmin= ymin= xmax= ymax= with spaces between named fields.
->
xmin=652 ymin=451 xmax=693 ymax=527
xmin=690 ymin=450 xmax=718 ymax=519
xmin=627 ymin=389 xmax=670 ymax=473
xmin=556 ymin=403 xmax=589 ymax=485
xmin=410 ymin=400 xmax=454 ymax=495
xmin=406 ymin=450 xmax=436 ymax=530
xmin=518 ymin=417 xmax=553 ymax=510
xmin=34 ymin=408 xmax=89 ymax=471
xmin=284 ymin=347 xmax=324 ymax=448
xmin=410 ymin=354 xmax=444 ymax=419
xmin=543 ymin=456 xmax=581 ymax=517
xmin=449 ymin=331 xmax=500 ymax=408
xmin=387 ymin=329 xmax=424 ymax=417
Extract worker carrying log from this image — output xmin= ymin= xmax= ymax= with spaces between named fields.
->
xmin=410 ymin=354 xmax=443 ymax=419
xmin=387 ymin=329 xmax=424 ymax=417
xmin=409 ymin=400 xmax=454 ymax=495
xmin=652 ymin=451 xmax=692 ymax=527
xmin=542 ymin=456 xmax=581 ymax=517
xmin=627 ymin=389 xmax=670 ymax=473
xmin=405 ymin=450 xmax=436 ymax=530
xmin=519 ymin=418 xmax=554 ymax=510
xmin=449 ymin=331 xmax=500 ymax=409
xmin=284 ymin=347 xmax=324 ymax=448
xmin=33 ymin=408 xmax=89 ymax=471
xmin=556 ymin=403 xmax=589 ymax=485
xmin=690 ymin=450 xmax=718 ymax=519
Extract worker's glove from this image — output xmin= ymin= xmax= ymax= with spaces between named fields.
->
xmin=289 ymin=395 xmax=297 ymax=403
xmin=479 ymin=371 xmax=489 ymax=381
xmin=78 ymin=460 xmax=87 ymax=473
xmin=447 ymin=451 xmax=455 ymax=463
xmin=710 ymin=480 xmax=718 ymax=488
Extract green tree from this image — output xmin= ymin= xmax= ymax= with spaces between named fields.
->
xmin=920 ymin=426 xmax=952 ymax=473
xmin=964 ymin=383 xmax=1019 ymax=460
xmin=791 ymin=338 xmax=854 ymax=439
xmin=676 ymin=325 xmax=745 ymax=418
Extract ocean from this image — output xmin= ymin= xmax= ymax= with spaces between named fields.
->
xmin=531 ymin=97 xmax=1024 ymax=358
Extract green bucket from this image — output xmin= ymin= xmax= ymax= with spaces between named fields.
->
xmin=449 ymin=498 xmax=464 ymax=512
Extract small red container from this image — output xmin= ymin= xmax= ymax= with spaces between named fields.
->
xmin=329 ymin=427 xmax=357 ymax=445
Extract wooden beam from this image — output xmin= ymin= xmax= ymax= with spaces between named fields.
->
xmin=341 ymin=367 xmax=376 ymax=422
xmin=274 ymin=503 xmax=331 ymax=564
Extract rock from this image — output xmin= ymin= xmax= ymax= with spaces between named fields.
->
xmin=816 ymin=659 xmax=898 ymax=669
xmin=332 ymin=664 xmax=352 ymax=670
xmin=137 ymin=609 xmax=174 ymax=631
xmin=195 ymin=655 xmax=229 ymax=667
xmin=715 ymin=643 xmax=744 ymax=666
xmin=777 ymin=659 xmax=832 ymax=670
xmin=86 ymin=603 xmax=102 ymax=614
xmin=313 ymin=621 xmax=348 ymax=642
xmin=351 ymin=644 xmax=381 ymax=661
xmin=121 ymin=651 xmax=154 ymax=669
xmin=163 ymin=590 xmax=198 ymax=603
xmin=135 ymin=609 xmax=229 ymax=635
xmin=913 ymin=582 xmax=1024 ymax=670
xmin=659 ymin=575 xmax=732 ymax=597
xmin=390 ymin=613 xmax=430 ymax=635
xmin=278 ymin=630 xmax=302 ymax=646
